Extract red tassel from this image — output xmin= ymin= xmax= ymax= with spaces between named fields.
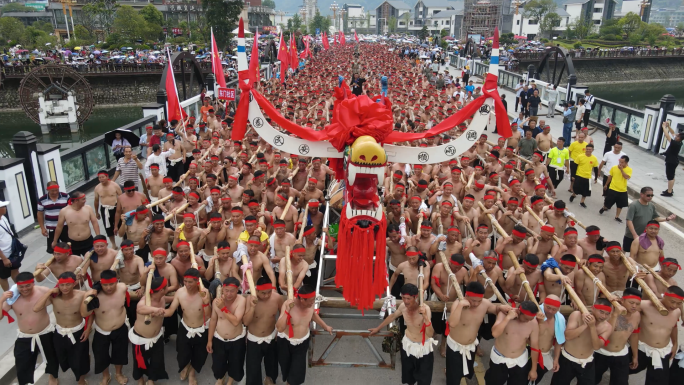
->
xmin=135 ymin=345 xmax=147 ymax=369
xmin=86 ymin=273 xmax=93 ymax=288
xmin=125 ymin=291 xmax=131 ymax=307
xmin=2 ymin=309 xmax=14 ymax=323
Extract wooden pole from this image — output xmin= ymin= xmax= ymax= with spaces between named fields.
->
xmin=164 ymin=202 xmax=191 ymax=222
xmin=174 ymin=144 xmax=215 ymax=188
xmin=419 ymin=265 xmax=425 ymax=306
xmin=146 ymin=194 xmax=173 ymax=209
xmin=188 ymin=242 xmax=207 ymax=297
xmin=477 ymin=201 xmax=542 ymax=312
xmin=34 ymin=256 xmax=55 ymax=277
xmin=280 ymin=196 xmax=294 ymax=220
xmin=144 ymin=264 xmax=156 ymax=324
xmin=284 ymin=246 xmax=294 ymax=308
xmin=213 ymin=246 xmax=222 ymax=298
xmin=553 ymin=266 xmax=589 ymax=314
xmin=478 ymin=269 xmax=507 ymax=304
xmin=619 ymin=252 xmax=668 ymax=315
xmin=74 ymin=250 xmax=93 ymax=276
xmin=437 ymin=252 xmax=464 ymax=300
xmin=110 ymin=249 xmax=124 ymax=271
xmin=241 ymin=253 xmax=257 ymax=299
xmin=297 ymin=203 xmax=310 ymax=242
xmin=455 ymin=199 xmax=475 ymax=240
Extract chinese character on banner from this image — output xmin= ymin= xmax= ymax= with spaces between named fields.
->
xmin=172 ymin=28 xmax=182 ymax=35
xmin=217 ymin=88 xmax=236 ymax=101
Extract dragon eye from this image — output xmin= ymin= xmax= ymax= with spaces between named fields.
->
xmin=360 ymin=155 xmax=366 ymax=161
xmin=371 ymin=155 xmax=378 ymax=162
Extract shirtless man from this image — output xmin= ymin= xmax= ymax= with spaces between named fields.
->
xmin=543 ymin=200 xmax=569 ymax=240
xmin=114 ymin=180 xmax=149 ymax=235
xmin=443 ymin=282 xmax=511 ymax=384
xmin=34 ymin=241 xmax=83 ymax=284
xmin=429 ymin=227 xmax=463 ymax=262
xmin=309 ymin=157 xmax=333 ymax=191
xmin=594 ymin=288 xmax=640 ymax=385
xmin=298 ymin=177 xmax=324 ymax=210
xmin=578 ymin=225 xmax=603 ymax=259
xmin=243 ymin=277 xmax=285 ymax=385
xmin=276 ymin=285 xmax=333 ymax=385
xmin=129 ymin=277 xmax=169 ymax=385
xmin=542 ymin=254 xmax=576 ymax=306
xmin=388 ymin=247 xmax=431 ymax=296
xmin=630 ymin=220 xmax=664 ymax=270
xmin=498 ymin=197 xmax=523 ymax=236
xmin=95 ymin=170 xmax=122 ymax=246
xmin=53 ymin=190 xmax=100 ymax=256
xmin=536 ymin=124 xmax=553 ymax=156
xmin=185 ymin=191 xmax=207 ymax=229
xmin=494 ymin=224 xmax=528 ymax=275
xmin=272 ymin=192 xmax=298 ymax=232
xmin=81 ymin=235 xmax=118 ymax=283
xmin=119 ymin=206 xmax=151 ymax=258
xmin=369 ymin=284 xmax=435 ymax=385
xmin=522 ymin=196 xmax=545 ymax=236
xmin=197 ymin=213 xmax=228 ymax=265
xmin=463 ymin=224 xmax=491 ymax=260
xmin=140 ymin=215 xmax=174 ymax=257
xmin=207 ymin=277 xmax=246 ymax=385
xmin=118 ymin=240 xmax=146 ymax=325
xmin=412 ymin=220 xmax=437 ymax=263
xmin=473 ymin=194 xmax=499 ymax=234
xmin=387 ymin=224 xmax=409 ymax=298
xmin=33 ymin=272 xmax=89 ymax=385
xmin=430 ymin=253 xmax=468 ymax=356
xmin=629 ymin=286 xmax=683 ymax=383
xmin=162 ymin=187 xmax=187 ymax=227
xmin=404 ymin=196 xmax=426 ymax=235
xmin=484 ymin=300 xmax=540 ymax=384
xmin=145 ymin=163 xmax=165 ymax=204
xmin=165 ymin=268 xmax=211 ymax=385
xmin=505 ymin=254 xmax=544 ymax=304
xmin=278 ymin=244 xmax=309 ymax=293
xmin=172 ymin=214 xmax=202 ymax=254
xmin=554 ymin=227 xmax=584 ymax=264
xmin=534 ymin=295 xmax=563 ymax=383
xmin=645 ymin=257 xmax=679 ymax=296
xmin=552 ymin=298 xmax=617 ymax=385
xmin=81 ymin=269 xmax=129 ymax=385
xmin=529 ymin=224 xmax=558 ymax=262
xmin=1 ymin=272 xmax=59 ymax=385
xmin=225 ymin=175 xmax=245 ymax=202
xmin=244 ymin=235 xmax=276 ymax=287
xmin=575 ymin=254 xmax=607 ymax=306
xmin=170 ymin=241 xmax=206 ymax=285
xmin=164 ymin=132 xmax=186 ymax=181
xmin=601 ymin=241 xmax=638 ymax=292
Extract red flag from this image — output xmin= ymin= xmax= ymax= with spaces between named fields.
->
xmin=322 ymin=32 xmax=329 ymax=49
xmin=340 ymin=32 xmax=345 ymax=45
xmin=289 ymin=34 xmax=298 ymax=70
xmin=334 ymin=33 xmax=338 ymax=45
xmin=165 ymin=53 xmax=187 ymax=122
xmin=249 ymin=28 xmax=260 ymax=86
xmin=354 ymin=30 xmax=358 ymax=42
xmin=211 ymin=28 xmax=226 ymax=88
xmin=277 ymin=32 xmax=288 ymax=83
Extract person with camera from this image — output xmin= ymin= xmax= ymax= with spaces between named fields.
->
xmin=0 ymin=201 xmax=20 ymax=291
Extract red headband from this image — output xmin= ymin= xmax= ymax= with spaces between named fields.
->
xmin=100 ymin=277 xmax=118 ymax=284
xmin=247 ymin=240 xmax=261 ymax=245
xmin=184 ymin=275 xmax=199 ymax=281
xmin=507 ymin=199 xmax=518 ymax=205
xmin=124 ymin=185 xmax=136 ymax=191
xmin=57 ymin=277 xmax=75 ymax=284
xmin=483 ymin=195 xmax=494 ymax=200
xmin=217 ymin=245 xmax=230 ymax=251
xmin=136 ymin=209 xmax=149 ymax=216
xmin=121 ymin=243 xmax=135 ymax=249
xmin=447 ymin=227 xmax=460 ymax=233
xmin=565 ymin=230 xmax=578 ymax=236
xmin=606 ymin=245 xmax=622 ymax=252
xmin=183 ymin=213 xmax=196 ymax=219
xmin=151 ymin=277 xmax=168 ymax=293
xmin=232 ymin=208 xmax=243 ymax=213
xmin=292 ymin=245 xmax=306 ymax=253
xmin=150 ymin=165 xmax=159 ymax=170
xmin=646 ymin=223 xmax=660 ymax=229
xmin=47 ymin=185 xmax=60 ymax=190
xmin=664 ymin=292 xmax=684 ymax=300
xmin=152 ymin=249 xmax=167 ymax=257
xmin=593 ymin=304 xmax=612 ymax=313
xmin=560 ymin=260 xmax=576 ymax=267
xmin=405 ymin=251 xmax=421 ymax=257
xmin=177 ymin=241 xmax=190 ymax=248
xmin=303 ymin=227 xmax=316 ymax=237
xmin=523 ymin=260 xmax=538 ymax=268
xmin=256 ymin=283 xmax=273 ymax=291
xmin=297 ymin=291 xmax=316 ymax=299
xmin=93 ymin=239 xmax=108 ymax=245
xmin=420 ymin=225 xmax=432 ymax=230
xmin=663 ymin=261 xmax=682 ymax=270
xmin=512 ymin=229 xmax=526 ymax=238
xmin=622 ymin=295 xmax=641 ymax=301
xmin=273 ymin=223 xmax=286 ymax=228
xmin=163 ymin=177 xmax=173 ymax=183
xmin=17 ymin=278 xmax=34 ymax=285
xmin=463 ymin=196 xmax=474 ymax=201
xmin=586 ymin=230 xmax=600 ymax=235
xmin=442 ymin=201 xmax=453 ymax=207
xmin=465 ymin=291 xmax=483 ymax=298
xmin=541 ymin=225 xmax=554 ymax=233
xmin=308 ymin=178 xmax=317 ymax=184
xmin=54 ymin=246 xmax=71 ymax=254
xmin=587 ymin=257 xmax=604 ymax=264
xmin=518 ymin=306 xmax=536 ymax=317
xmin=308 ymin=201 xmax=320 ymax=208
xmin=544 ymin=298 xmax=561 ymax=308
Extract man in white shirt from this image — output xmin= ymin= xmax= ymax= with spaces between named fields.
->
xmin=514 ymin=80 xmax=524 ymax=112
xmin=575 ymin=99 xmax=586 ymax=130
xmin=583 ymin=89 xmax=594 ymax=127
xmin=0 ymin=201 xmax=18 ymax=291
xmin=144 ymin=144 xmax=175 ymax=177
xmin=598 ymin=141 xmax=625 ymax=194
xmin=139 ymin=125 xmax=152 ymax=159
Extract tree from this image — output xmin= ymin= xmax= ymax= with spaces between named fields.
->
xmin=522 ymin=0 xmax=556 ymax=26
xmin=0 ymin=17 xmax=25 ymax=43
xmin=619 ymin=12 xmax=642 ymax=35
xmin=402 ymin=12 xmax=411 ymax=33
xmin=388 ymin=16 xmax=397 ymax=32
xmin=112 ymin=6 xmax=145 ymax=42
xmin=74 ymin=25 xmax=95 ymax=44
xmin=539 ymin=12 xmax=561 ymax=38
xmin=202 ymin=0 xmax=242 ymax=49
xmin=309 ymin=10 xmax=330 ymax=35
xmin=366 ymin=11 xmax=372 ymax=33
xmin=639 ymin=22 xmax=666 ymax=45
xmin=440 ymin=28 xmax=449 ymax=37
xmin=418 ymin=25 xmax=428 ymax=41
xmin=1 ymin=3 xmax=37 ymax=13
xmin=291 ymin=13 xmax=303 ymax=32
xmin=599 ymin=18 xmax=622 ymax=38
xmin=140 ymin=4 xmax=163 ymax=26
xmin=500 ymin=32 xmax=516 ymax=45
xmin=570 ymin=15 xmax=592 ymax=40
xmin=82 ymin=0 xmax=119 ymax=38
xmin=32 ymin=20 xmax=53 ymax=34
xmin=262 ymin=0 xmax=276 ymax=8
xmin=676 ymin=22 xmax=684 ymax=37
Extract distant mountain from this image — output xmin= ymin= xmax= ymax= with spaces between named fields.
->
xmin=273 ymin=0 xmax=387 ymax=17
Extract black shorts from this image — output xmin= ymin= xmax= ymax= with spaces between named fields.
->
xmin=177 ymin=322 xmax=209 ymax=374
xmin=92 ymin=322 xmax=129 ymax=373
xmin=629 ymin=347 xmax=671 ymax=383
xmin=15 ymin=330 xmax=59 ymax=385
xmin=604 ymin=189 xmax=629 ymax=209
xmin=0 ymin=259 xmax=18 ymax=279
xmin=212 ymin=334 xmax=246 ymax=381
xmin=70 ymin=236 xmax=94 ymax=257
xmin=131 ymin=331 xmax=168 ymax=381
xmin=666 ymin=162 xmax=677 ymax=181
xmin=100 ymin=206 xmax=116 ymax=237
xmin=278 ymin=335 xmax=309 ymax=385
xmin=573 ymin=176 xmax=591 ymax=197
xmin=570 ymin=161 xmax=578 ymax=178
xmin=53 ymin=326 xmax=90 ymax=380
xmin=401 ymin=348 xmax=434 ymax=385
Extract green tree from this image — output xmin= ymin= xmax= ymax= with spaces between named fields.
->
xmin=418 ymin=25 xmax=428 ymax=40
xmin=401 ymin=12 xmax=410 ymax=33
xmin=500 ymin=32 xmax=516 ymax=45
xmin=599 ymin=18 xmax=622 ymax=38
xmin=388 ymin=16 xmax=397 ymax=32
xmin=619 ymin=12 xmax=642 ymax=35
xmin=570 ymin=15 xmax=592 ymax=40
xmin=262 ymin=0 xmax=276 ymax=8
xmin=539 ymin=12 xmax=561 ymax=38
xmin=287 ymin=19 xmax=293 ymax=32
xmin=676 ymin=22 xmax=684 ymax=37
xmin=1 ymin=3 xmax=37 ymax=13
xmin=291 ymin=13 xmax=303 ymax=32
xmin=639 ymin=22 xmax=666 ymax=45
xmin=309 ymin=10 xmax=330 ymax=35
xmin=522 ymin=0 xmax=556 ymax=26
xmin=32 ymin=20 xmax=53 ymax=34
xmin=82 ymin=0 xmax=119 ymax=38
xmin=21 ymin=26 xmax=47 ymax=47
xmin=112 ymin=5 xmax=145 ymax=42
xmin=74 ymin=25 xmax=95 ymax=44
xmin=0 ymin=17 xmax=25 ymax=43
xmin=202 ymin=0 xmax=242 ymax=49
xmin=440 ymin=28 xmax=449 ymax=37
xmin=140 ymin=4 xmax=163 ymax=26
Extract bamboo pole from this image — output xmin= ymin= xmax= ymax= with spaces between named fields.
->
xmin=437 ymin=251 xmax=464 ymax=301
xmin=477 ymin=201 xmax=542 ymax=312
xmin=284 ymin=246 xmax=294 ymax=308
xmin=479 ymin=269 xmax=507 ymax=304
xmin=419 ymin=265 xmax=425 ymax=306
xmin=164 ymin=202 xmax=191 ymax=222
xmin=241 ymin=253 xmax=257 ymax=299
xmin=110 ymin=249 xmax=124 ymax=271
xmin=147 ymin=194 xmax=173 ymax=208
xmin=280 ymin=196 xmax=294 ymax=220
xmin=188 ymin=242 xmax=207 ymax=297
xmin=174 ymin=144 xmax=215 ymax=187
xmin=34 ymin=256 xmax=55 ymax=277
xmin=297 ymin=203 xmax=310 ymax=242
xmin=144 ymin=264 xmax=156 ymax=324
xmin=552 ymin=265 xmax=589 ymax=314
xmin=619 ymin=252 xmax=668 ymax=315
xmin=74 ymin=250 xmax=93 ymax=276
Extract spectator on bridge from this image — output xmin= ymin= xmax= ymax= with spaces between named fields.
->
xmin=623 ymin=186 xmax=676 ymax=252
xmin=514 ymin=79 xmax=524 ymax=112
xmin=583 ymin=89 xmax=594 ymax=127
xmin=562 ymin=101 xmax=576 ymax=145
xmin=112 ymin=146 xmax=143 ymax=191
xmin=37 ymin=181 xmax=70 ymax=254
xmin=575 ymin=98 xmax=586 ymax=130
xmin=660 ymin=121 xmax=683 ymax=197
xmin=603 ymin=121 xmax=620 ymax=155
xmin=546 ymin=85 xmax=558 ymax=118
xmin=527 ymin=89 xmax=541 ymax=118
xmin=139 ymin=125 xmax=153 ymax=159
xmin=600 ymin=155 xmax=632 ymax=223
xmin=111 ymin=132 xmax=131 ymax=162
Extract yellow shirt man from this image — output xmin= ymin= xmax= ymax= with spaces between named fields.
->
xmin=608 ymin=165 xmax=632 ymax=192
xmin=568 ymin=140 xmax=588 ymax=161
xmin=574 ymin=153 xmax=599 ymax=179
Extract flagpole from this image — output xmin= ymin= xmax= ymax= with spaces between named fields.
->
xmin=167 ymin=48 xmax=185 ymax=123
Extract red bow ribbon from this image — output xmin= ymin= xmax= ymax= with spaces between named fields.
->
xmin=2 ymin=310 xmax=14 ymax=323
xmin=420 ymin=322 xmax=431 ymax=345
xmin=285 ymin=311 xmax=294 ymax=338
xmin=135 ymin=345 xmax=147 ymax=369
xmin=531 ymin=347 xmax=543 ymax=369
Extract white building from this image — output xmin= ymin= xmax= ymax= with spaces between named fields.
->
xmin=556 ymin=0 xmax=617 ymax=30
xmin=511 ymin=2 xmax=571 ymax=39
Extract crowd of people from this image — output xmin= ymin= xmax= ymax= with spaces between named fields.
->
xmin=0 ymin=39 xmax=682 ymax=385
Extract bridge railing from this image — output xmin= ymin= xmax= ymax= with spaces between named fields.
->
xmin=2 ymin=61 xmax=215 ymax=77
xmin=513 ymin=47 xmax=684 ymax=61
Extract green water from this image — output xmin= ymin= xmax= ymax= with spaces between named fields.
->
xmin=0 ymin=106 xmax=143 ymax=157
xmin=591 ymin=81 xmax=684 ymax=110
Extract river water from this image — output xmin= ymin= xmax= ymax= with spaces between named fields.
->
xmin=1 ymin=81 xmax=683 ymax=157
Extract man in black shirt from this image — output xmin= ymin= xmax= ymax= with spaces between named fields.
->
xmin=527 ymin=89 xmax=541 ymax=118
xmin=661 ymin=121 xmax=683 ymax=197
xmin=603 ymin=120 xmax=620 ymax=155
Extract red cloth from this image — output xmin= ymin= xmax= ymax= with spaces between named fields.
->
xmin=285 ymin=311 xmax=294 ymax=338
xmin=322 ymin=32 xmax=329 ymax=50
xmin=289 ymin=34 xmax=298 ymax=71
xmin=135 ymin=345 xmax=147 ymax=369
xmin=248 ymin=30 xmax=260 ymax=86
xmin=336 ymin=209 xmax=387 ymax=311
xmin=277 ymin=32 xmax=289 ymax=83
xmin=211 ymin=29 xmax=226 ymax=89
xmin=165 ymin=58 xmax=188 ymax=122
xmin=354 ymin=31 xmax=359 ymax=42
xmin=2 ymin=309 xmax=14 ymax=323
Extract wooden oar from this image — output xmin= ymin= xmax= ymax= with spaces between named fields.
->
xmin=619 ymin=252 xmax=668 ymax=315
xmin=477 ymin=201 xmax=542 ymax=312
xmin=144 ymin=264 xmax=156 ymax=324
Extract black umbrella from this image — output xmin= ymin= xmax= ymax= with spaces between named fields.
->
xmin=104 ymin=129 xmax=140 ymax=148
